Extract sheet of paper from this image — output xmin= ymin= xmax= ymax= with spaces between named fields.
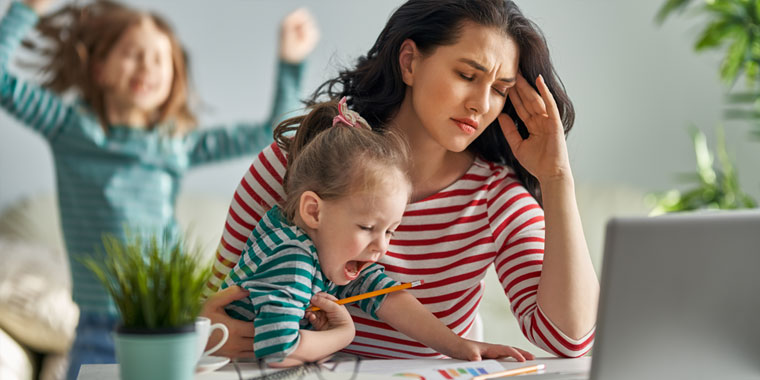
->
xmin=333 ymin=359 xmax=506 ymax=380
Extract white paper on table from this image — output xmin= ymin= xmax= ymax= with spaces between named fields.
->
xmin=332 ymin=359 xmax=506 ymax=379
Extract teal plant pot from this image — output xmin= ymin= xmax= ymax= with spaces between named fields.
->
xmin=114 ymin=325 xmax=198 ymax=380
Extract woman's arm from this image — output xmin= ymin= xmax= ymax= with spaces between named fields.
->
xmin=376 ymin=291 xmax=534 ymax=362
xmin=498 ymin=74 xmax=599 ymax=342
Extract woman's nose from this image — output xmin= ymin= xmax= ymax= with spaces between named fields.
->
xmin=465 ymin=86 xmax=490 ymax=115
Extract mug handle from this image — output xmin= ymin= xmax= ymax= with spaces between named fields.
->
xmin=203 ymin=323 xmax=229 ymax=357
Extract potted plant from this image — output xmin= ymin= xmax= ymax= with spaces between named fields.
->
xmin=81 ymin=232 xmax=212 ymax=380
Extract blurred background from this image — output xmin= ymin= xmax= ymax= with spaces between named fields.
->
xmin=1 ymin=0 xmax=759 ymax=371
xmin=2 ymin=0 xmax=758 ymax=214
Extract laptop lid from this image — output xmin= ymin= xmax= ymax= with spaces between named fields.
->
xmin=589 ymin=210 xmax=760 ymax=380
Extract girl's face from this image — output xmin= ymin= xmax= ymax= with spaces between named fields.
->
xmin=310 ymin=171 xmax=410 ymax=286
xmin=403 ymin=22 xmax=519 ymax=152
xmin=97 ymin=18 xmax=175 ymax=120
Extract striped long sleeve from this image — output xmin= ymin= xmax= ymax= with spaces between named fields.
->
xmin=207 ymin=142 xmax=595 ymax=358
xmin=186 ymin=62 xmax=305 ymax=167
xmin=0 ymin=1 xmax=71 ymax=140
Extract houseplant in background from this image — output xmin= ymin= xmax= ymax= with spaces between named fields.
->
xmin=651 ymin=0 xmax=759 ymax=213
xmin=81 ymin=232 xmax=212 ymax=380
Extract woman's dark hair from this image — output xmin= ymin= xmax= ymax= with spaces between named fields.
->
xmin=309 ymin=0 xmax=574 ymax=204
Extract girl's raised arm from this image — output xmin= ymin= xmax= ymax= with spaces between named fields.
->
xmin=0 ymin=1 xmax=73 ymax=141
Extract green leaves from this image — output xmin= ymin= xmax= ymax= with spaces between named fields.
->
xmin=81 ymin=232 xmax=212 ymax=329
xmin=649 ymin=126 xmax=757 ymax=214
xmin=657 ymin=0 xmax=760 ymax=88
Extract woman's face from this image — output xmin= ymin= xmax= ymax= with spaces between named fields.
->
xmin=403 ymin=22 xmax=519 ymax=153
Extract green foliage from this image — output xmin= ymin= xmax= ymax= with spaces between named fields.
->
xmin=648 ymin=126 xmax=757 ymax=214
xmin=81 ymin=233 xmax=212 ymax=329
xmin=657 ymin=0 xmax=760 ymax=138
xmin=657 ymin=0 xmax=760 ymax=88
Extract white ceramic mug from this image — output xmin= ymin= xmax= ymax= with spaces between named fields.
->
xmin=194 ymin=316 xmax=229 ymax=363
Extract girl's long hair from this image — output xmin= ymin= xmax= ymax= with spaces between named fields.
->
xmin=22 ymin=0 xmax=196 ymax=132
xmin=308 ymin=0 xmax=574 ymax=204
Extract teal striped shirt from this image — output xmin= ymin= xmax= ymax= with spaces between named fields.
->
xmin=0 ymin=2 xmax=305 ymax=315
xmin=222 ymin=206 xmax=399 ymax=362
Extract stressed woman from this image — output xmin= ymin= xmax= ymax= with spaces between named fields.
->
xmin=202 ymin=0 xmax=598 ymax=359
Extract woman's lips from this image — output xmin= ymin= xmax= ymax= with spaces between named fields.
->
xmin=452 ymin=119 xmax=477 ymax=135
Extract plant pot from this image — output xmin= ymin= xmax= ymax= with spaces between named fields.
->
xmin=113 ymin=324 xmax=198 ymax=380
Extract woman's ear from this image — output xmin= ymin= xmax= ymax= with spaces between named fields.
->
xmin=298 ymin=191 xmax=322 ymax=229
xmin=399 ymin=39 xmax=419 ymax=86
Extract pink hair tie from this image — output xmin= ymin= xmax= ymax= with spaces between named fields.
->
xmin=332 ymin=97 xmax=372 ymax=130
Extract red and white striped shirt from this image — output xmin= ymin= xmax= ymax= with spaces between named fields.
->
xmin=206 ymin=142 xmax=594 ymax=358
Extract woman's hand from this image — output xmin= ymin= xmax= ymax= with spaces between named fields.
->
xmin=278 ymin=8 xmax=320 ymax=64
xmin=305 ymin=293 xmax=354 ymax=334
xmin=449 ymin=339 xmax=536 ymax=362
xmin=199 ymin=286 xmax=256 ymax=358
xmin=498 ymin=74 xmax=572 ymax=185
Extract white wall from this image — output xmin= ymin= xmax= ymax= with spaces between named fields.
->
xmin=2 ymin=0 xmax=759 ymax=212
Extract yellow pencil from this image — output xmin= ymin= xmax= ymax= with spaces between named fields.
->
xmin=306 ymin=280 xmax=424 ymax=311
xmin=471 ymin=364 xmax=545 ymax=380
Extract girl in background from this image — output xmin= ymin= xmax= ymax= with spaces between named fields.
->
xmin=203 ymin=0 xmax=598 ymax=360
xmin=0 ymin=0 xmax=318 ymax=377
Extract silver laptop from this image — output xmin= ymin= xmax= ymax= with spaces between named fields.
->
xmin=527 ymin=210 xmax=760 ymax=380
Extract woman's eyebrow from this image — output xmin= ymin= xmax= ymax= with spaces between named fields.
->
xmin=458 ymin=58 xmax=515 ymax=83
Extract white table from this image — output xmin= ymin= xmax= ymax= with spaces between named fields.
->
xmin=77 ymin=357 xmax=591 ymax=380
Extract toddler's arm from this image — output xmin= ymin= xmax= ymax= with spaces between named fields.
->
xmin=270 ymin=293 xmax=354 ymax=368
xmin=377 ymin=291 xmax=536 ymax=362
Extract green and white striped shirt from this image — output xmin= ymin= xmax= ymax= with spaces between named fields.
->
xmin=222 ymin=206 xmax=399 ymax=362
xmin=0 ymin=1 xmax=305 ymax=315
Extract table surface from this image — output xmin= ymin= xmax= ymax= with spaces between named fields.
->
xmin=78 ymin=357 xmax=591 ymax=380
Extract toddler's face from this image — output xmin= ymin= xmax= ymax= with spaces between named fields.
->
xmin=96 ymin=17 xmax=174 ymax=121
xmin=314 ymin=176 xmax=410 ymax=286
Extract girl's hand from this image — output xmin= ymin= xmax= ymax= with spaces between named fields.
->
xmin=451 ymin=339 xmax=536 ymax=362
xmin=199 ymin=286 xmax=256 ymax=358
xmin=24 ymin=0 xmax=55 ymax=14
xmin=305 ymin=293 xmax=354 ymax=335
xmin=278 ymin=8 xmax=320 ymax=64
xmin=498 ymin=74 xmax=572 ymax=185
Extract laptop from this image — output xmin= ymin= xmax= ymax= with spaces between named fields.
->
xmin=526 ymin=210 xmax=760 ymax=380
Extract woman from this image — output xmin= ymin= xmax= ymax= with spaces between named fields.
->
xmin=203 ymin=0 xmax=598 ymax=359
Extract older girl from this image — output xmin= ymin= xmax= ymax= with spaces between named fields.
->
xmin=0 ymin=0 xmax=317 ymax=377
xmin=204 ymin=0 xmax=598 ymax=359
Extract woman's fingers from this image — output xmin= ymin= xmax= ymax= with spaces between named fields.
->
xmin=498 ymin=113 xmax=523 ymax=152
xmin=507 ymin=84 xmax=532 ymax=124
xmin=515 ymin=347 xmax=536 ymax=361
xmin=515 ymin=74 xmax=546 ymax=116
xmin=535 ymin=74 xmax=561 ymax=123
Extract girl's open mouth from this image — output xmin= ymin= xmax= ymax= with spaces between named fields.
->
xmin=344 ymin=260 xmax=372 ymax=280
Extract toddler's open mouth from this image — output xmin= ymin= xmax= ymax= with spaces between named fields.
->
xmin=344 ymin=260 xmax=373 ymax=281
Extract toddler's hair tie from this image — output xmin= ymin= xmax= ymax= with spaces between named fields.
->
xmin=332 ymin=97 xmax=371 ymax=130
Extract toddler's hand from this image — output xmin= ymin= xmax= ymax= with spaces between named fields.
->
xmin=305 ymin=293 xmax=354 ymax=334
xmin=279 ymin=8 xmax=320 ymax=64
xmin=450 ymin=339 xmax=536 ymax=362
